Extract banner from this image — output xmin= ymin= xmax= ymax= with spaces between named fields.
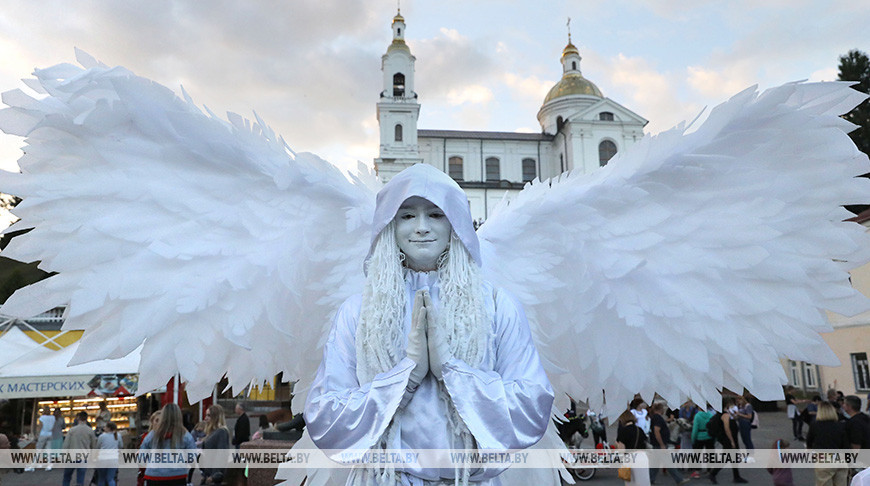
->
xmin=1 ymin=448 xmax=868 ymax=469
xmin=0 ymin=373 xmax=138 ymax=399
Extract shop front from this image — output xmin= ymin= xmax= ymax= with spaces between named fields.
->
xmin=0 ymin=326 xmax=143 ymax=445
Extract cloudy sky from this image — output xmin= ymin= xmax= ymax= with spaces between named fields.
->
xmin=0 ymin=0 xmax=866 ymax=174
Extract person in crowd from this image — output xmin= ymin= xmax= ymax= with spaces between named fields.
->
xmin=52 ymin=407 xmax=65 ymax=449
xmin=649 ymin=402 xmax=689 ymax=485
xmin=825 ymin=390 xmax=847 ymax=421
xmin=182 ymin=411 xmax=194 ymax=433
xmin=88 ymin=402 xmax=114 ymax=486
xmin=735 ymin=395 xmax=755 ymax=449
xmin=615 ymin=410 xmax=650 ymax=486
xmin=63 ymin=411 xmax=97 ymax=486
xmin=139 ymin=403 xmax=196 ymax=485
xmin=232 ymin=402 xmax=250 ymax=449
xmin=188 ymin=420 xmax=208 ymax=485
xmin=708 ymin=398 xmax=748 ymax=484
xmin=691 ymin=404 xmax=714 ymax=451
xmin=630 ymin=397 xmax=651 ymax=435
xmin=678 ymin=400 xmax=699 ymax=450
xmin=807 ymin=401 xmax=848 ymax=486
xmin=691 ymin=404 xmax=715 ymax=478
xmin=807 ymin=395 xmax=822 ymax=423
xmin=201 ymin=404 xmax=231 ymax=485
xmin=25 ymin=406 xmax=56 ymax=472
xmin=192 ymin=421 xmax=207 ymax=445
xmin=251 ymin=415 xmax=275 ymax=441
xmin=768 ymin=439 xmax=794 ymax=486
xmin=587 ymin=406 xmax=608 ymax=447
xmin=95 ymin=402 xmax=112 ymax=436
xmin=96 ymin=422 xmax=121 ymax=486
xmin=201 ymin=405 xmax=230 ymax=484
xmin=785 ymin=386 xmax=807 ymax=441
xmin=138 ymin=411 xmax=162 ymax=486
xmin=843 ymin=396 xmax=870 ymax=450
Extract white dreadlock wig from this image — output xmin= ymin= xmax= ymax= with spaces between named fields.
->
xmin=356 ymin=221 xmax=406 ymax=385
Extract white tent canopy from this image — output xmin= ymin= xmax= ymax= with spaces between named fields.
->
xmin=0 ymin=327 xmax=141 ymax=399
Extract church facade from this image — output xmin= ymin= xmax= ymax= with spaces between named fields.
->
xmin=374 ymin=12 xmax=648 ymax=221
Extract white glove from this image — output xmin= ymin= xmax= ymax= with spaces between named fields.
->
xmin=426 ymin=292 xmax=453 ymax=381
xmin=401 ymin=289 xmax=429 ymax=407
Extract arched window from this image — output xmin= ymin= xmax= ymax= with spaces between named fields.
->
xmin=448 ymin=156 xmax=463 ymax=181
xmin=556 ymin=116 xmax=565 ymax=131
xmin=393 ymin=73 xmax=405 ymax=97
xmin=394 ymin=124 xmax=403 ymax=142
xmin=572 ymin=61 xmax=577 ymax=70
xmin=485 ymin=157 xmax=500 ymax=182
xmin=599 ymin=112 xmax=614 ymax=121
xmin=599 ymin=140 xmax=617 ymax=166
xmin=522 ymin=158 xmax=536 ymax=182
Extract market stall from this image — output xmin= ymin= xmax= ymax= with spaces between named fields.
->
xmin=0 ymin=327 xmax=143 ymax=440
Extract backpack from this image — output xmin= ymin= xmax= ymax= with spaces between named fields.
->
xmin=705 ymin=412 xmax=723 ymax=439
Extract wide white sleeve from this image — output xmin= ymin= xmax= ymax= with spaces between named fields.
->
xmin=303 ymin=295 xmax=415 ymax=453
xmin=441 ymin=288 xmax=554 ymax=451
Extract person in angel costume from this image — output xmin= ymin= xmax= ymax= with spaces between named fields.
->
xmin=1 ymin=51 xmax=870 ymax=486
xmin=304 ymin=164 xmax=554 ymax=485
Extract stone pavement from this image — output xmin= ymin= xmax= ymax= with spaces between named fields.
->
xmin=0 ymin=411 xmax=826 ymax=485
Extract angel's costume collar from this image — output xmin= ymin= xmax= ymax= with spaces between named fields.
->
xmin=403 ymin=268 xmax=440 ymax=291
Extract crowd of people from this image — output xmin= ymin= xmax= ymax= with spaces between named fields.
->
xmin=134 ymin=401 xmax=259 ymax=486
xmin=603 ymin=390 xmax=870 ymax=486
xmin=0 ymin=400 xmax=273 ymax=486
xmin=3 ymin=389 xmax=870 ymax=486
xmin=784 ymin=387 xmax=870 ymax=486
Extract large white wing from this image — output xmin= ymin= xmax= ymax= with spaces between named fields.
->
xmin=0 ymin=50 xmax=380 ymax=403
xmin=478 ymin=82 xmax=870 ymax=417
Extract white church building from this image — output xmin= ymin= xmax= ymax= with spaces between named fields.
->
xmin=374 ymin=12 xmax=648 ymax=221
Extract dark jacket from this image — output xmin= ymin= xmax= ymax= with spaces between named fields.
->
xmin=806 ymin=420 xmax=847 ymax=449
xmin=233 ymin=413 xmax=250 ymax=447
xmin=617 ymin=423 xmax=647 ymax=449
xmin=202 ymin=427 xmax=230 ymax=481
xmin=846 ymin=412 xmax=870 ymax=448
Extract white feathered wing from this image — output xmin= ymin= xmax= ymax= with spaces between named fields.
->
xmin=478 ymin=81 xmax=870 ymax=417
xmin=0 ymin=50 xmax=381 ymax=403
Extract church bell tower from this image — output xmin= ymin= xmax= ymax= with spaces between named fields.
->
xmin=374 ymin=10 xmax=422 ymax=181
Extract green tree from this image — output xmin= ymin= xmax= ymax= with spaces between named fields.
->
xmin=838 ymin=50 xmax=870 ymax=155
xmin=0 ymin=193 xmax=50 ymax=304
xmin=837 ymin=50 xmax=870 ymax=214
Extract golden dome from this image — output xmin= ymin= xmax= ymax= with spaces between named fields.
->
xmin=562 ymin=42 xmax=579 ymax=56
xmin=387 ymin=38 xmax=411 ymax=54
xmin=393 ymin=12 xmax=405 ymax=23
xmin=543 ymin=72 xmax=603 ymax=103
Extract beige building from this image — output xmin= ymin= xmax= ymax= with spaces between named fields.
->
xmin=786 ymin=213 xmax=870 ymax=401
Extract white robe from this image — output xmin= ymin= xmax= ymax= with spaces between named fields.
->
xmin=304 ymin=270 xmax=554 ymax=485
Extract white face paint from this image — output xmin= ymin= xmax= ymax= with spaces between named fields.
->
xmin=394 ymin=196 xmax=452 ymax=272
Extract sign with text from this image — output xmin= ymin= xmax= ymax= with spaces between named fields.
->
xmin=0 ymin=374 xmax=138 ymax=399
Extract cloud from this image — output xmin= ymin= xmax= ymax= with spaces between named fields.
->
xmin=503 ymin=73 xmax=552 ymax=103
xmin=413 ymin=27 xmax=498 ymax=100
xmin=599 ymin=53 xmax=702 ymax=134
xmin=810 ymin=67 xmax=839 ymax=83
xmin=686 ymin=65 xmax=755 ymax=100
xmin=446 ymin=85 xmax=493 ymax=106
xmin=0 ymin=1 xmax=402 ymax=169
